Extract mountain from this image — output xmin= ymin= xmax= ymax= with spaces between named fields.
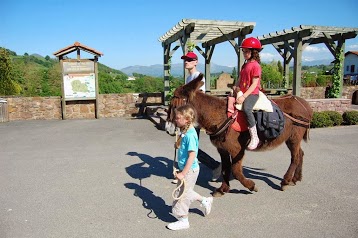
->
xmin=121 ymin=63 xmax=234 ymax=77
xmin=301 ymin=59 xmax=333 ymax=66
xmin=120 ymin=59 xmax=333 ymax=77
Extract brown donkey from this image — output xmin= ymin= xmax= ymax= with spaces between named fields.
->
xmin=166 ymin=74 xmax=313 ymax=197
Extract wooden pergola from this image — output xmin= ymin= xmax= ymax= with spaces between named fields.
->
xmin=160 ymin=20 xmax=358 ymax=100
xmin=159 ymin=19 xmax=256 ymax=103
xmin=258 ymin=25 xmax=358 ymax=96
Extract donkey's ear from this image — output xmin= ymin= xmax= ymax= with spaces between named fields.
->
xmin=193 ymin=73 xmax=204 ymax=90
xmin=183 ymin=73 xmax=204 ymax=93
xmin=195 ymin=73 xmax=204 ymax=82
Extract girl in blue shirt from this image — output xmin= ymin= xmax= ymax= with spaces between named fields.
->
xmin=167 ymin=104 xmax=213 ymax=231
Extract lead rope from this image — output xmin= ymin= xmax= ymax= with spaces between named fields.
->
xmin=172 ymin=129 xmax=186 ymax=200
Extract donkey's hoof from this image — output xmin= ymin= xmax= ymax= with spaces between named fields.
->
xmin=213 ymin=190 xmax=225 ymax=197
xmin=252 ymin=185 xmax=258 ymax=192
xmin=281 ymin=185 xmax=288 ymax=191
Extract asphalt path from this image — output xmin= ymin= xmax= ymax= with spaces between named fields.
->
xmin=0 ymin=119 xmax=357 ymax=238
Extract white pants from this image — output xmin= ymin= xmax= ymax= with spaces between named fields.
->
xmin=172 ymin=167 xmax=202 ymax=217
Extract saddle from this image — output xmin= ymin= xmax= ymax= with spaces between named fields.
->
xmin=227 ymin=95 xmax=285 ymax=139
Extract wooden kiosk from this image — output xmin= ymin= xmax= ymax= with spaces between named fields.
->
xmin=53 ymin=42 xmax=103 ymax=119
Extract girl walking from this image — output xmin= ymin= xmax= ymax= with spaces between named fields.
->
xmin=167 ymin=104 xmax=213 ymax=231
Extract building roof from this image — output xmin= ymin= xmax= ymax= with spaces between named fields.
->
xmin=345 ymin=51 xmax=358 ymax=57
xmin=53 ymin=41 xmax=103 ymax=58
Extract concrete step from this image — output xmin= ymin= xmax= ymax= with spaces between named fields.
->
xmin=146 ymin=105 xmax=168 ymax=130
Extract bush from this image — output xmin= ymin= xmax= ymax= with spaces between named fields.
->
xmin=342 ymin=111 xmax=358 ymax=125
xmin=323 ymin=111 xmax=343 ymax=126
xmin=311 ymin=112 xmax=334 ymax=128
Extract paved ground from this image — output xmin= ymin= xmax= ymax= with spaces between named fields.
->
xmin=0 ymin=119 xmax=357 ymax=238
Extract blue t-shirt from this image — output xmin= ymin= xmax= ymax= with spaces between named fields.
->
xmin=177 ymin=127 xmax=199 ymax=171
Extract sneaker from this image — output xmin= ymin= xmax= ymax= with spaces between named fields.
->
xmin=201 ymin=197 xmax=213 ymax=216
xmin=171 ymin=178 xmax=178 ymax=184
xmin=167 ymin=218 xmax=190 ymax=230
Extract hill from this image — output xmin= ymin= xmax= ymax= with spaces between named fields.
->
xmin=120 ymin=59 xmax=333 ymax=77
xmin=121 ymin=63 xmax=235 ymax=77
xmin=1 ymin=48 xmax=127 ymax=96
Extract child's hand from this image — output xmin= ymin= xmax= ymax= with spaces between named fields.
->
xmin=236 ymin=95 xmax=245 ymax=104
xmin=176 ymin=172 xmax=184 ymax=180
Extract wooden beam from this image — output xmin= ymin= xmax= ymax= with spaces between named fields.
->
xmin=161 ymin=23 xmax=195 ymax=46
xmin=203 ymin=25 xmax=254 ymax=48
xmin=259 ymin=28 xmax=312 ymax=45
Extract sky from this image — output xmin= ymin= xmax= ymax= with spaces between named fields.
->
xmin=1 ymin=0 xmax=358 ymax=70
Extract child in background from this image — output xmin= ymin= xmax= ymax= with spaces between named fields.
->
xmin=167 ymin=104 xmax=213 ymax=231
xmin=234 ymin=37 xmax=263 ymax=150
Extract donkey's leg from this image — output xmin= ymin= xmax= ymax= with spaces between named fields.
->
xmin=282 ymin=140 xmax=301 ymax=190
xmin=292 ymin=147 xmax=304 ymax=183
xmin=213 ymin=148 xmax=231 ymax=197
xmin=231 ymin=150 xmax=258 ymax=192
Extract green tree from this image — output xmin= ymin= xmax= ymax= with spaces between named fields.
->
xmin=277 ymin=60 xmax=283 ymax=75
xmin=0 ymin=48 xmax=21 ymax=95
xmin=261 ymin=61 xmax=282 ymax=88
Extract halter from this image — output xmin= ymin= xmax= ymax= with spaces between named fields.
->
xmin=168 ymin=94 xmax=234 ymax=138
xmin=167 ymin=95 xmax=188 ymax=122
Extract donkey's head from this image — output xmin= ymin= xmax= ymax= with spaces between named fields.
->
xmin=165 ymin=73 xmax=204 ymax=135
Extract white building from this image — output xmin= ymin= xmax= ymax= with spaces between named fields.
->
xmin=344 ymin=51 xmax=358 ymax=76
xmin=344 ymin=51 xmax=358 ymax=84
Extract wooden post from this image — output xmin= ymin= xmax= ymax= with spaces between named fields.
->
xmin=236 ymin=37 xmax=244 ymax=86
xmin=60 ymin=57 xmax=66 ymax=120
xmin=338 ymin=39 xmax=346 ymax=98
xmin=293 ymin=37 xmax=303 ymax=96
xmin=163 ymin=44 xmax=170 ymax=105
xmin=94 ymin=56 xmax=99 ymax=118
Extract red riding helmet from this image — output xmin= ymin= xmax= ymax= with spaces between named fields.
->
xmin=240 ymin=37 xmax=262 ymax=50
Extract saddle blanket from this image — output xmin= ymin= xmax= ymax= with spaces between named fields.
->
xmin=227 ymin=91 xmax=273 ymax=133
xmin=235 ymin=91 xmax=273 ymax=112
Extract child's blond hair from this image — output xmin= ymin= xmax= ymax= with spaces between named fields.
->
xmin=174 ymin=104 xmax=197 ymax=148
xmin=175 ymin=104 xmax=196 ymax=129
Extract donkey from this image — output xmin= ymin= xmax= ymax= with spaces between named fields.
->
xmin=166 ymin=73 xmax=313 ymax=197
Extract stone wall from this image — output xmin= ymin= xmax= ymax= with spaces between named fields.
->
xmin=1 ymin=86 xmax=357 ymax=122
xmin=306 ymin=98 xmax=351 ymax=114
xmin=7 ymin=97 xmax=62 ymax=120
xmin=3 ymin=92 xmax=163 ymax=121
xmin=300 ymin=87 xmax=326 ymax=99
xmin=216 ymin=73 xmax=234 ymax=91
xmin=301 ymin=85 xmax=358 ymax=100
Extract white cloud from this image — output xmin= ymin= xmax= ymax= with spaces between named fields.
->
xmin=303 ymin=45 xmax=332 ymax=60
xmin=304 ymin=45 xmax=329 ymax=53
xmin=302 ymin=56 xmax=315 ymax=62
xmin=347 ymin=44 xmax=358 ymax=49
xmin=260 ymin=52 xmax=281 ymax=62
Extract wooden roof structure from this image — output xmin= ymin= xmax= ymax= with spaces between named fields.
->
xmin=159 ymin=19 xmax=255 ymax=47
xmin=53 ymin=41 xmax=103 ymax=59
xmin=159 ymin=19 xmax=256 ymax=102
xmin=257 ymin=25 xmax=358 ymax=96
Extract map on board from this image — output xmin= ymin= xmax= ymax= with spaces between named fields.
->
xmin=63 ymin=73 xmax=96 ymax=99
